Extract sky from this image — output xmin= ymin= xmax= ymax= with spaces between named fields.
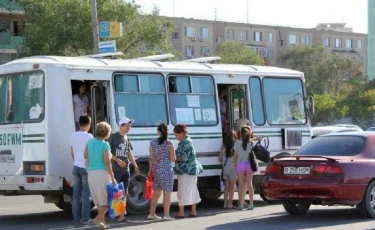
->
xmin=134 ymin=0 xmax=368 ymax=34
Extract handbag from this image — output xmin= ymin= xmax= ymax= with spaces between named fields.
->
xmin=252 ymin=137 xmax=270 ymax=163
xmin=145 ymin=174 xmax=154 ymax=200
xmin=220 ymin=156 xmax=229 ymax=181
xmin=248 ymin=143 xmax=259 ymax=172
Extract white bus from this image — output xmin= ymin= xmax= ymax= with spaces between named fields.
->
xmin=0 ymin=54 xmax=314 ymax=213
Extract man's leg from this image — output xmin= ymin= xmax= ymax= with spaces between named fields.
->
xmin=80 ymin=167 xmax=92 ymax=223
xmin=72 ymin=166 xmax=82 ymax=223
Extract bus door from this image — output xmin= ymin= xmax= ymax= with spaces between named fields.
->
xmin=228 ymin=85 xmax=248 ymax=131
xmin=90 ymin=81 xmax=109 ymax=133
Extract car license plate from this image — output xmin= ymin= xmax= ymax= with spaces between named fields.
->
xmin=284 ymin=166 xmax=310 ymax=175
xmin=0 ymin=155 xmax=15 ymax=163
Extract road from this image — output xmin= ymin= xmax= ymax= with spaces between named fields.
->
xmin=0 ymin=193 xmax=374 ymax=230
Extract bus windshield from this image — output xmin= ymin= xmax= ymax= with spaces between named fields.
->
xmin=263 ymin=78 xmax=306 ymax=125
xmin=0 ymin=71 xmax=44 ymax=123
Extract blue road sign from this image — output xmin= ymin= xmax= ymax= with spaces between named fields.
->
xmin=99 ymin=21 xmax=110 ymax=38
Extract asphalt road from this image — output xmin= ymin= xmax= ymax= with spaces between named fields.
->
xmin=1 ymin=193 xmax=375 ymax=230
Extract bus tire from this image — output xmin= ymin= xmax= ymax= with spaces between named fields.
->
xmin=199 ymin=188 xmax=222 ymax=201
xmin=55 ymin=201 xmax=72 ymax=212
xmin=126 ymin=164 xmax=150 ymax=215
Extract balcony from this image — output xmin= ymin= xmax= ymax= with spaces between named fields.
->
xmin=0 ymin=32 xmax=24 ymax=51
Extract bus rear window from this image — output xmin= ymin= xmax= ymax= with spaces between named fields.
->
xmin=114 ymin=74 xmax=168 ymax=127
xmin=168 ymin=75 xmax=217 ymax=126
xmin=0 ymin=71 xmax=44 ymax=123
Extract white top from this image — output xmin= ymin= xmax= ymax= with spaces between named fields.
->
xmin=70 ymin=131 xmax=93 ymax=168
xmin=73 ymin=94 xmax=89 ymax=122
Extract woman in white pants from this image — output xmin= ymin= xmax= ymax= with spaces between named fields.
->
xmin=173 ymin=124 xmax=203 ymax=218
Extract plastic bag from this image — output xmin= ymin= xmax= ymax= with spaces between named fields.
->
xmin=107 ymin=182 xmax=126 ymax=219
xmin=145 ymin=174 xmax=154 ymax=200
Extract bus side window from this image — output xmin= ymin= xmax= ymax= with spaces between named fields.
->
xmin=249 ymin=77 xmax=265 ymax=125
xmin=168 ymin=75 xmax=217 ymax=126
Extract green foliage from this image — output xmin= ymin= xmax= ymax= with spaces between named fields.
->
xmin=283 ymin=44 xmax=364 ymax=95
xmin=215 ymin=42 xmax=264 ymax=65
xmin=346 ymin=89 xmax=375 ymax=128
xmin=312 ymin=94 xmax=349 ymax=126
xmin=19 ymin=0 xmax=177 ymax=58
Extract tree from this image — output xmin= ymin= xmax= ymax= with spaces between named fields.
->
xmin=215 ymin=42 xmax=264 ymax=65
xmin=282 ymin=44 xmax=364 ymax=95
xmin=312 ymin=94 xmax=349 ymax=126
xmin=20 ymin=0 xmax=178 ymax=58
xmin=346 ymin=89 xmax=375 ymax=128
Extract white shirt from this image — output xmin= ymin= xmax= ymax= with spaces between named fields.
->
xmin=73 ymin=94 xmax=89 ymax=122
xmin=70 ymin=131 xmax=93 ymax=168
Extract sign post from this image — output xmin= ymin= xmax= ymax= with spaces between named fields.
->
xmin=99 ymin=21 xmax=123 ymax=38
xmin=99 ymin=40 xmax=117 ymax=54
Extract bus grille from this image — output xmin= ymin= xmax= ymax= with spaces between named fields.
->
xmin=282 ymin=129 xmax=302 ymax=149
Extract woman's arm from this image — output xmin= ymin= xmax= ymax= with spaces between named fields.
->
xmin=218 ymin=145 xmax=224 ymax=163
xmin=148 ymin=146 xmax=153 ymax=175
xmin=169 ymin=143 xmax=177 ymax=162
xmin=104 ymin=150 xmax=116 ymax=184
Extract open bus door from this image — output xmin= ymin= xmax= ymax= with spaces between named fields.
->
xmin=90 ymin=82 xmax=109 ymax=133
xmin=228 ymin=85 xmax=248 ymax=131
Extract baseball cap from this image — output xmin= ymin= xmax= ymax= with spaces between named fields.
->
xmin=118 ymin=117 xmax=134 ymax=126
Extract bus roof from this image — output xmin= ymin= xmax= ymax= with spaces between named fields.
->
xmin=1 ymin=55 xmax=304 ymax=76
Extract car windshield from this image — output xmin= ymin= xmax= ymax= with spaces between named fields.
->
xmin=295 ymin=135 xmax=366 ymax=156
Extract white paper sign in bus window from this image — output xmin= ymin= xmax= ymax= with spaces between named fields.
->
xmin=176 ymin=108 xmax=195 ymax=124
xmin=187 ymin=95 xmax=200 ymax=107
xmin=194 ymin=109 xmax=202 ymax=121
xmin=117 ymin=106 xmax=126 ymax=119
xmin=202 ymin=108 xmax=216 ymax=122
xmin=28 ymin=74 xmax=43 ymax=89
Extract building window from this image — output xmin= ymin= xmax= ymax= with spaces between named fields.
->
xmin=201 ymin=46 xmax=210 ymax=56
xmin=324 ymin=37 xmax=330 ymax=47
xmin=301 ymin=36 xmax=309 ymax=45
xmin=346 ymin=39 xmax=352 ymax=49
xmin=289 ymin=34 xmax=297 ymax=45
xmin=185 ymin=27 xmax=195 ymax=37
xmin=358 ymin=40 xmax=362 ymax=49
xmin=0 ymin=20 xmax=11 ymax=32
xmin=172 ymin=32 xmax=179 ymax=40
xmin=228 ymin=29 xmax=234 ymax=40
xmin=185 ymin=46 xmax=194 ymax=57
xmin=216 ymin=36 xmax=221 ymax=42
xmin=335 ymin=38 xmax=342 ymax=48
xmin=200 ymin=28 xmax=209 ymax=39
xmin=254 ymin=32 xmax=262 ymax=42
xmin=248 ymin=46 xmax=274 ymax=61
xmin=239 ymin=30 xmax=248 ymax=41
xmin=268 ymin=33 xmax=273 ymax=43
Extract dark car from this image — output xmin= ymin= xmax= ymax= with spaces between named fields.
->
xmin=262 ymin=132 xmax=375 ymax=218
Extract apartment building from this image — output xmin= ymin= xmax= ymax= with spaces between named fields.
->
xmin=168 ymin=17 xmax=367 ymax=75
xmin=0 ymin=0 xmax=25 ymax=65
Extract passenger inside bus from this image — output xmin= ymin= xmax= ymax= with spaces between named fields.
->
xmin=72 ymin=81 xmax=91 ymax=131
xmin=218 ymin=86 xmax=229 ymax=133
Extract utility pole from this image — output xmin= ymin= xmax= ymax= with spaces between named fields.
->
xmin=90 ymin=0 xmax=100 ymax=54
xmin=246 ymin=0 xmax=249 ymax=24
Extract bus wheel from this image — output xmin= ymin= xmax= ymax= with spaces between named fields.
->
xmin=199 ymin=188 xmax=222 ymax=201
xmin=55 ymin=201 xmax=72 ymax=212
xmin=126 ymin=164 xmax=150 ymax=214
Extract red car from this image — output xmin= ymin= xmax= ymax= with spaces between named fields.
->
xmin=263 ymin=132 xmax=375 ymax=218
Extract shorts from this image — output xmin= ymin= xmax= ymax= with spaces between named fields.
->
xmin=237 ymin=162 xmax=253 ymax=174
xmin=114 ymin=171 xmax=130 ymax=191
xmin=88 ymin=170 xmax=111 ymax=206
xmin=222 ymin=166 xmax=237 ymax=180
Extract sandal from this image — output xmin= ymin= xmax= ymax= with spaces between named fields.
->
xmin=93 ymin=219 xmax=107 ymax=229
xmin=236 ymin=205 xmax=244 ymax=211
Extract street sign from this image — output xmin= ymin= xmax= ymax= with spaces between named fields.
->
xmin=99 ymin=40 xmax=117 ymax=54
xmin=99 ymin=21 xmax=123 ymax=38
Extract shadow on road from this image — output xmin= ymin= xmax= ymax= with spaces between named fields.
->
xmin=206 ymin=207 xmax=373 ymax=230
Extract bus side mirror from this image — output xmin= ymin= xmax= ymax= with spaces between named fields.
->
xmin=308 ymin=96 xmax=315 ymax=117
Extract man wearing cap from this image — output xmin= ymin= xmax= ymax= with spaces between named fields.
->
xmin=108 ymin=117 xmax=140 ymax=222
